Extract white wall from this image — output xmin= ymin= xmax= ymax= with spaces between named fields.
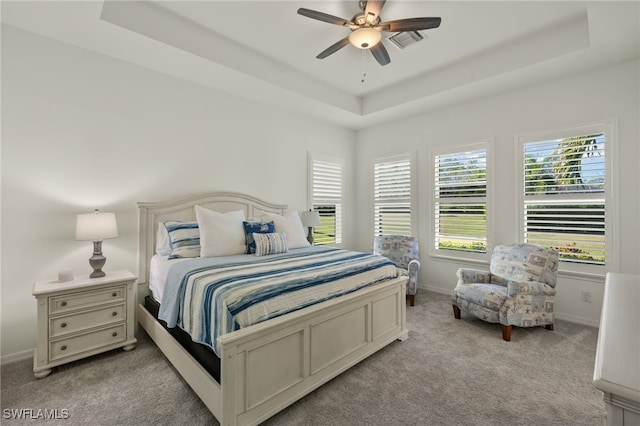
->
xmin=0 ymin=25 xmax=356 ymax=361
xmin=3 ymin=23 xmax=638 ymax=362
xmin=355 ymin=59 xmax=640 ymax=327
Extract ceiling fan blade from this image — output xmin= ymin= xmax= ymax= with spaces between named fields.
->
xmin=364 ymin=0 xmax=387 ymax=21
xmin=370 ymin=42 xmax=390 ymax=66
xmin=297 ymin=8 xmax=351 ymax=27
xmin=378 ymin=17 xmax=441 ymax=32
xmin=316 ymin=37 xmax=351 ymax=59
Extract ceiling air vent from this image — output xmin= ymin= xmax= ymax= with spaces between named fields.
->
xmin=387 ymin=31 xmax=424 ymax=49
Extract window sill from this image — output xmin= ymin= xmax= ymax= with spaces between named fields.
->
xmin=429 ymin=252 xmax=490 ymax=266
xmin=431 ymin=252 xmax=607 ymax=282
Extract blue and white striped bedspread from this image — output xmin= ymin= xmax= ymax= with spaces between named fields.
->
xmin=158 ymin=246 xmax=398 ymax=356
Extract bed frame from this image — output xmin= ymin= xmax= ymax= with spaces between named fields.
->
xmin=136 ymin=191 xmax=409 ymax=426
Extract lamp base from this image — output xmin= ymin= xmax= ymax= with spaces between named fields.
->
xmin=89 ymin=269 xmax=106 ymax=279
xmin=89 ymin=241 xmax=106 ymax=278
xmin=306 ymin=227 xmax=314 ymax=245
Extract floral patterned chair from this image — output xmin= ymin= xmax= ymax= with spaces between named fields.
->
xmin=451 ymin=243 xmax=559 ymax=341
xmin=373 ymin=235 xmax=420 ymax=306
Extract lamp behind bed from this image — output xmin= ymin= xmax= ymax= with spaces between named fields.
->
xmin=300 ymin=210 xmax=320 ymax=244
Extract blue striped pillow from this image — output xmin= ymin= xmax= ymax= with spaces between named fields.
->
xmin=254 ymin=232 xmax=288 ymax=256
xmin=164 ymin=220 xmax=200 ymax=259
xmin=243 ymin=221 xmax=275 ymax=254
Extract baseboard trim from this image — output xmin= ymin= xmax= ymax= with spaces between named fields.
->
xmin=1 ymin=348 xmax=33 ymax=366
xmin=422 ymin=285 xmax=450 ymax=296
xmin=554 ymin=312 xmax=600 ymax=328
xmin=420 ymin=284 xmax=600 ymax=328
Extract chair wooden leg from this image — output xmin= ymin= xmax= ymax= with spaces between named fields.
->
xmin=545 ymin=324 xmax=554 ymax=331
xmin=408 ymin=294 xmax=415 ymax=306
xmin=452 ymin=305 xmax=461 ymax=319
xmin=501 ymin=325 xmax=512 ymax=341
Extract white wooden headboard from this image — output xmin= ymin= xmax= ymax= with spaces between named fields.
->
xmin=137 ymin=191 xmax=287 ymax=286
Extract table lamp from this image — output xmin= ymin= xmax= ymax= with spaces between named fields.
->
xmin=75 ymin=209 xmax=118 ymax=278
xmin=300 ymin=210 xmax=321 ymax=244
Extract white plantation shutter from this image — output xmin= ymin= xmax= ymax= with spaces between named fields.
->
xmin=309 ymin=154 xmax=342 ymax=245
xmin=434 ymin=147 xmax=487 ymax=254
xmin=523 ymin=132 xmax=606 ymax=265
xmin=373 ymin=157 xmax=412 ymax=237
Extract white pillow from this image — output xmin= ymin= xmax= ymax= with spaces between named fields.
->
xmin=156 ymin=222 xmax=171 ymax=255
xmin=261 ymin=209 xmax=310 ymax=249
xmin=195 ymin=205 xmax=246 ymax=257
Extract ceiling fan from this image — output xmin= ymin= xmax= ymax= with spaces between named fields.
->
xmin=297 ymin=0 xmax=441 ymax=66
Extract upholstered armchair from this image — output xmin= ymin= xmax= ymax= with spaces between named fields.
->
xmin=451 ymin=243 xmax=559 ymax=341
xmin=373 ymin=235 xmax=420 ymax=306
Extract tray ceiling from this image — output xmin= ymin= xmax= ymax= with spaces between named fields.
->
xmin=2 ymin=1 xmax=639 ymax=129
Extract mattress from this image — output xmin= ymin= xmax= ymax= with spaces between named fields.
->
xmin=149 ymin=254 xmax=188 ymax=303
xmin=144 ymin=295 xmax=221 ymax=382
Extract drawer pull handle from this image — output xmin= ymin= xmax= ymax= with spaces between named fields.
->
xmin=61 ymin=301 xmax=67 ymax=307
xmin=112 ymin=312 xmax=117 ymax=317
xmin=112 ymin=292 xmax=117 ymax=297
xmin=112 ymin=332 xmax=118 ymax=337
xmin=61 ymin=323 xmax=67 ymax=328
xmin=61 ymin=345 xmax=67 ymax=351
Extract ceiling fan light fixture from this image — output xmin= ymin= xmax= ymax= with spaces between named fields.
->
xmin=349 ymin=27 xmax=381 ymax=49
xmin=298 ymin=2 xmax=442 ymax=66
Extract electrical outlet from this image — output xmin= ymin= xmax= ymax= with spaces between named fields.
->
xmin=581 ymin=291 xmax=592 ymax=303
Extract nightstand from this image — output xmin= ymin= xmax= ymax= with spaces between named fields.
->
xmin=32 ymin=270 xmax=137 ymax=378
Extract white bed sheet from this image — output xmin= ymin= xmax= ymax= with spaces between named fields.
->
xmin=149 ymin=254 xmax=189 ymax=303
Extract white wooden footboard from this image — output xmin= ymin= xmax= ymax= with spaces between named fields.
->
xmin=138 ymin=275 xmax=408 ymax=426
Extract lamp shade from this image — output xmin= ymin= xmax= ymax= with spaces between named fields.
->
xmin=75 ymin=210 xmax=118 ymax=241
xmin=300 ymin=210 xmax=321 ymax=227
xmin=349 ymin=27 xmax=382 ymax=49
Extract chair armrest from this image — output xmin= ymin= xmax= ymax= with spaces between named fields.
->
xmin=408 ymin=259 xmax=421 ymax=275
xmin=456 ymin=268 xmax=491 ymax=284
xmin=507 ymin=281 xmax=556 ymax=298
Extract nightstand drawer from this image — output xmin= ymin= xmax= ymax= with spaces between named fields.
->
xmin=49 ymin=285 xmax=125 ymax=315
xmin=49 ymin=323 xmax=126 ymax=362
xmin=49 ymin=304 xmax=126 ymax=338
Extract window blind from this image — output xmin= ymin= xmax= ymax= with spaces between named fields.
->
xmin=311 ymin=157 xmax=342 ymax=245
xmin=374 ymin=158 xmax=412 ymax=237
xmin=523 ymin=133 xmax=605 ymax=265
xmin=434 ymin=149 xmax=487 ymax=253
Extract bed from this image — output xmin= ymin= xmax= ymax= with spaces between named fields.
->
xmin=136 ymin=191 xmax=409 ymax=425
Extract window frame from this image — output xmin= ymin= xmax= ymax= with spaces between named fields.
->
xmin=371 ymin=153 xmax=417 ymax=239
xmin=516 ymin=119 xmax=618 ymax=277
xmin=308 ymin=152 xmax=344 ymax=246
xmin=430 ymin=141 xmax=494 ymax=262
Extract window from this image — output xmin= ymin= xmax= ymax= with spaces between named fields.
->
xmin=373 ymin=155 xmax=414 ymax=237
xmin=433 ymin=144 xmax=489 ymax=256
xmin=308 ymin=153 xmax=343 ymax=245
xmin=520 ymin=121 xmax=614 ymax=271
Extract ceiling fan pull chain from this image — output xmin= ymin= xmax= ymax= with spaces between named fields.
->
xmin=361 ymin=50 xmax=367 ymax=83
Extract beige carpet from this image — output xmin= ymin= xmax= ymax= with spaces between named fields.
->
xmin=1 ymin=291 xmax=605 ymax=425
